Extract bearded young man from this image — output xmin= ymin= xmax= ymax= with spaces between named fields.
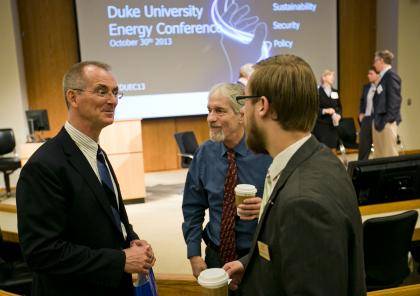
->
xmin=224 ymin=55 xmax=366 ymax=295
xmin=182 ymin=83 xmax=271 ymax=281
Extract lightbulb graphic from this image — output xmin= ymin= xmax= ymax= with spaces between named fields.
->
xmin=211 ymin=0 xmax=271 ymax=81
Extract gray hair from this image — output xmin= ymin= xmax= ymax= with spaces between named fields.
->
xmin=208 ymin=83 xmax=244 ymax=114
xmin=62 ymin=61 xmax=111 ymax=108
xmin=375 ymin=50 xmax=394 ymax=65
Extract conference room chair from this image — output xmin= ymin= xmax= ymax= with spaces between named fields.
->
xmin=0 ymin=129 xmax=21 ymax=197
xmin=0 ymin=227 xmax=32 ymax=295
xmin=174 ymin=131 xmax=198 ymax=168
xmin=363 ymin=210 xmax=418 ymax=291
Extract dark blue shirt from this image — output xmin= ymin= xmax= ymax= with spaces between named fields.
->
xmin=182 ymin=137 xmax=271 ymax=258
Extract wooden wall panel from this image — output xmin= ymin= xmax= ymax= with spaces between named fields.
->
xmin=338 ymin=0 xmax=377 ymax=122
xmin=142 ymin=116 xmax=209 ymax=172
xmin=17 ymin=0 xmax=79 ymax=138
xmin=142 ymin=118 xmax=178 ymax=172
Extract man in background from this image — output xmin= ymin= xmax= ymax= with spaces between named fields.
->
xmin=237 ymin=63 xmax=254 ymax=86
xmin=224 ymin=54 xmax=366 ymax=295
xmin=182 ymin=83 xmax=271 ymax=279
xmin=17 ymin=61 xmax=155 ymax=295
xmin=358 ymin=67 xmax=380 ymax=160
xmin=372 ymin=49 xmax=402 ymax=157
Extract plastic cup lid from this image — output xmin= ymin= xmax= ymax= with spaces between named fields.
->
xmin=234 ymin=184 xmax=257 ymax=195
xmin=197 ymin=268 xmax=229 ymax=289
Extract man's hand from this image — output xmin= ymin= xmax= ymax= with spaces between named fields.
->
xmin=237 ymin=197 xmax=261 ymax=220
xmin=359 ymin=113 xmax=365 ymax=123
xmin=223 ymin=260 xmax=244 ymax=291
xmin=189 ymin=256 xmax=207 ymax=279
xmin=323 ymin=108 xmax=335 ymax=115
xmin=130 ymin=239 xmax=156 ymax=266
xmin=123 ymin=244 xmax=154 ymax=275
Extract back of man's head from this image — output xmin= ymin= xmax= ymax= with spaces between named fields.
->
xmin=62 ymin=61 xmax=111 ymax=108
xmin=375 ymin=50 xmax=394 ymax=65
xmin=249 ymin=54 xmax=318 ymax=132
xmin=239 ymin=63 xmax=254 ymax=79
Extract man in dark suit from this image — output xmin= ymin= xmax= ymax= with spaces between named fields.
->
xmin=224 ymin=54 xmax=366 ymax=295
xmin=372 ymin=50 xmax=402 ymax=157
xmin=358 ymin=67 xmax=380 ymax=160
xmin=16 ymin=61 xmax=155 ymax=296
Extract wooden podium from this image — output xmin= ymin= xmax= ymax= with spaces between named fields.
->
xmin=100 ymin=120 xmax=146 ymax=203
xmin=18 ymin=120 xmax=146 ymax=203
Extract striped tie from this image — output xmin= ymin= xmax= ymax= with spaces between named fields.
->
xmin=219 ymin=149 xmax=238 ymax=264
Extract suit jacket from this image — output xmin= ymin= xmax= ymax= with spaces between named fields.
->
xmin=359 ymin=83 xmax=372 ymax=115
xmin=16 ymin=128 xmax=139 ymax=296
xmin=317 ymin=86 xmax=342 ymax=125
xmin=238 ymin=136 xmax=366 ymax=296
xmin=372 ymin=69 xmax=402 ymax=131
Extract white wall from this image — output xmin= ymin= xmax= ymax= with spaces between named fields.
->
xmin=397 ymin=0 xmax=420 ymax=150
xmin=0 ymin=0 xmax=28 ymax=190
xmin=376 ymin=0 xmax=399 ymax=70
xmin=377 ymin=0 xmax=420 ymax=150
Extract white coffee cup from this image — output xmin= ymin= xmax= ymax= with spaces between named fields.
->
xmin=197 ymin=268 xmax=229 ymax=296
xmin=234 ymin=184 xmax=257 ymax=216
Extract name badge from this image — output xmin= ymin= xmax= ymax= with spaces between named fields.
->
xmin=330 ymin=92 xmax=339 ymax=99
xmin=377 ymin=84 xmax=383 ymax=94
xmin=257 ymin=241 xmax=271 ymax=261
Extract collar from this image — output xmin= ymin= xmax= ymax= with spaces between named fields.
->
xmin=380 ymin=65 xmax=392 ymax=77
xmin=221 ymin=135 xmax=248 ymax=158
xmin=64 ymin=121 xmax=99 ymax=156
xmin=267 ymin=134 xmax=311 ymax=183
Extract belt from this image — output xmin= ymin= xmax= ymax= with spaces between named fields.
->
xmin=203 ymin=231 xmax=249 ymax=257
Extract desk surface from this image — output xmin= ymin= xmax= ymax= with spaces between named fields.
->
xmin=3 ymin=200 xmax=420 ymax=243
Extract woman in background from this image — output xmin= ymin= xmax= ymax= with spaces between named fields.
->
xmin=312 ymin=70 xmax=342 ymax=149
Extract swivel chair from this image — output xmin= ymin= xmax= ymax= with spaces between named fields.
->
xmin=174 ymin=131 xmax=199 ymax=168
xmin=363 ymin=210 xmax=418 ymax=291
xmin=0 ymin=226 xmax=32 ymax=295
xmin=0 ymin=129 xmax=21 ymax=197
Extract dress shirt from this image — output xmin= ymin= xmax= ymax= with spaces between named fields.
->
xmin=65 ymin=122 xmax=126 ymax=236
xmin=365 ymin=83 xmax=376 ymax=116
xmin=259 ymin=134 xmax=311 ymax=219
xmin=322 ymin=85 xmax=332 ymax=97
xmin=182 ymin=136 xmax=271 ymax=258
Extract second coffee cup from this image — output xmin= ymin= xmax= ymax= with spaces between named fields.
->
xmin=197 ymin=268 xmax=229 ymax=296
xmin=234 ymin=184 xmax=257 ymax=216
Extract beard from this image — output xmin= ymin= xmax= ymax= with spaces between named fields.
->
xmin=246 ymin=113 xmax=269 ymax=154
xmin=209 ymin=128 xmax=225 ymax=142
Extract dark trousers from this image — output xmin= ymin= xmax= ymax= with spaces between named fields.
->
xmin=358 ymin=116 xmax=373 ymax=161
xmin=312 ymin=121 xmax=338 ymax=149
xmin=205 ymin=245 xmax=248 ymax=296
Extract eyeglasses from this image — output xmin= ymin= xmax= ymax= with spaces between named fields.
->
xmin=235 ymin=95 xmax=263 ymax=106
xmin=72 ymin=88 xmax=123 ymax=100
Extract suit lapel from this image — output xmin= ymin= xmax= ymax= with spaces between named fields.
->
xmin=56 ymin=128 xmax=123 ymax=235
xmin=246 ymin=136 xmax=322 ymax=265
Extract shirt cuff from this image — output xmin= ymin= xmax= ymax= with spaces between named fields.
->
xmin=187 ymin=242 xmax=202 ymax=258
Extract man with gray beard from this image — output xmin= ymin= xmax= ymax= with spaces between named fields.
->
xmin=182 ymin=83 xmax=271 ymax=280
